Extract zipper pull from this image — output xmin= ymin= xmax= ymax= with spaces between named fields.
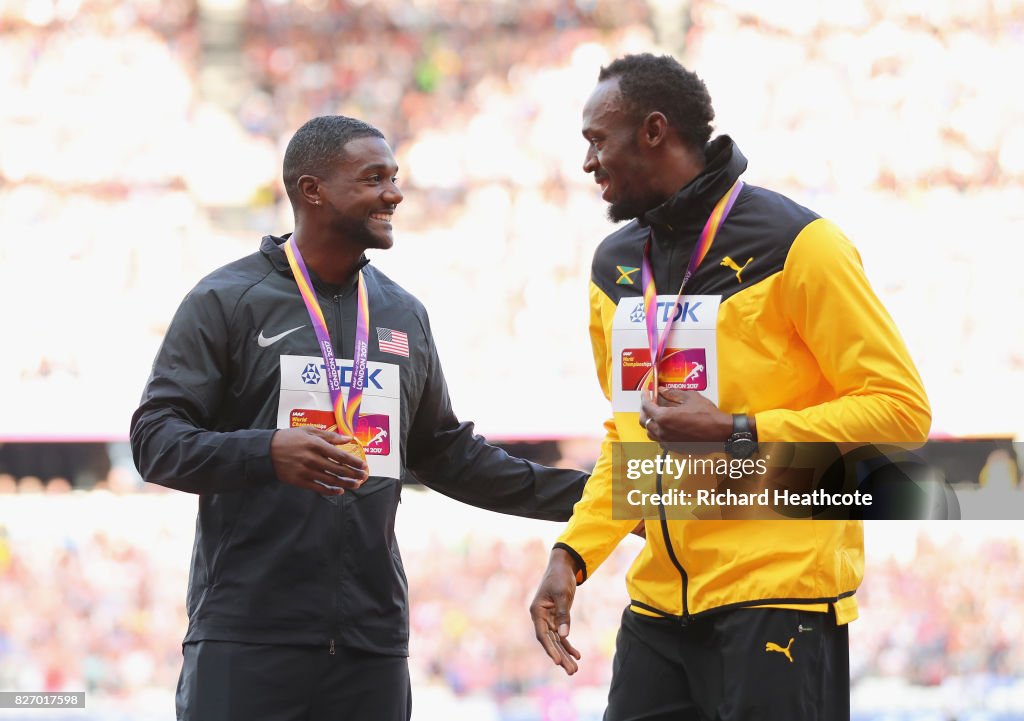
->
xmin=329 ymin=639 xmax=335 ymax=656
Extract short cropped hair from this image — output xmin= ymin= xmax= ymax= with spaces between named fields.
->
xmin=282 ymin=116 xmax=385 ymax=202
xmin=598 ymin=54 xmax=715 ymax=152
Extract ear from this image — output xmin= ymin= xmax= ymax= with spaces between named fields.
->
xmin=297 ymin=174 xmax=322 ymax=207
xmin=640 ymin=111 xmax=670 ymax=149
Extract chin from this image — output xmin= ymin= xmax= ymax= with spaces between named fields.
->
xmin=607 ymin=193 xmax=658 ymax=224
xmin=365 ymin=235 xmax=394 ymax=251
xmin=353 ymin=225 xmax=394 ymax=251
xmin=375 ymin=237 xmax=394 ymax=250
xmin=607 ymin=202 xmax=640 ymax=223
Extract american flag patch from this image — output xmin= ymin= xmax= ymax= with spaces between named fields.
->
xmin=376 ymin=327 xmax=409 ymax=357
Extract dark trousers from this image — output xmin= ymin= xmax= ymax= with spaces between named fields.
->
xmin=176 ymin=640 xmax=411 ymax=721
xmin=605 ymin=606 xmax=850 ymax=721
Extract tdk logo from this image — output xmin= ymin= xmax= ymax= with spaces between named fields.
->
xmin=300 ymin=362 xmax=384 ymax=390
xmin=630 ymin=301 xmax=702 ymax=324
xmin=301 ymin=363 xmax=321 ymax=385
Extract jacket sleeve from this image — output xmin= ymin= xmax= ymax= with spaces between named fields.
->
xmin=130 ymin=284 xmax=278 ymax=494
xmin=405 ymin=313 xmax=587 ymax=522
xmin=755 ymin=218 xmax=931 ymax=443
xmin=553 ymin=282 xmax=636 ymax=583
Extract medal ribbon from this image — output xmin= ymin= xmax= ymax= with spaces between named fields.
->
xmin=283 ymin=237 xmax=369 ymax=438
xmin=640 ymin=180 xmax=744 ymax=391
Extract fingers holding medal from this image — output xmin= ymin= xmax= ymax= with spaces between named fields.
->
xmin=323 ymin=435 xmax=369 ymax=489
xmin=270 ymin=427 xmax=369 ymax=496
xmin=336 ymin=438 xmax=368 ymax=474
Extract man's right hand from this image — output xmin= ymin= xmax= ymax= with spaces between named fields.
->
xmin=270 ymin=427 xmax=369 ymax=497
xmin=529 ymin=547 xmax=582 ymax=675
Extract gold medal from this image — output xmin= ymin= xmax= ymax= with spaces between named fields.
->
xmin=338 ymin=438 xmax=367 ymax=467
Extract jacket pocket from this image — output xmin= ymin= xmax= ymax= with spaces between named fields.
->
xmin=204 ymin=492 xmax=250 ymax=589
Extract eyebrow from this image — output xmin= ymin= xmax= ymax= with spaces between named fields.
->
xmin=356 ymin=162 xmax=400 ymax=174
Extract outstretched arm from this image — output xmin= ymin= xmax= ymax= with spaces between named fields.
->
xmin=405 ymin=313 xmax=587 ymax=521
xmin=529 ymin=547 xmax=582 ymax=675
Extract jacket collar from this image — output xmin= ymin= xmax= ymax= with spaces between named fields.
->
xmin=261 ymin=233 xmax=370 ymax=295
xmin=642 ymin=135 xmax=747 ymax=234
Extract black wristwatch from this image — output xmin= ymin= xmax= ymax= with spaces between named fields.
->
xmin=725 ymin=414 xmax=758 ymax=459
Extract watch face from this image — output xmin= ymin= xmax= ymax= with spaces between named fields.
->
xmin=728 ymin=437 xmax=757 ymax=459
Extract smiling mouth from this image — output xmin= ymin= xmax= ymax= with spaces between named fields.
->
xmin=370 ymin=212 xmax=393 ymax=223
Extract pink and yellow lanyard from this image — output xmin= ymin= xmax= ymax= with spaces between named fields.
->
xmin=283 ymin=237 xmax=370 ymax=442
xmin=640 ymin=180 xmax=744 ymax=392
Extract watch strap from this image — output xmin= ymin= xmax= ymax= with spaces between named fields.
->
xmin=732 ymin=413 xmax=752 ymax=437
xmin=726 ymin=414 xmax=757 ymax=458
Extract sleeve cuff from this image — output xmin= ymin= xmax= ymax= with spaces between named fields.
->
xmin=247 ymin=429 xmax=280 ymax=485
xmin=553 ymin=542 xmax=588 ymax=584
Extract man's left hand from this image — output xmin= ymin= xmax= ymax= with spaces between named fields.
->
xmin=639 ymin=388 xmax=732 ymax=443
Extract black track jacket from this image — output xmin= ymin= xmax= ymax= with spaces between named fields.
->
xmin=130 ymin=234 xmax=587 ymax=655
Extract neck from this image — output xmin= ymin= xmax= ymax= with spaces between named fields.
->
xmin=654 ymin=145 xmax=705 ymax=200
xmin=290 ymin=220 xmax=363 ymax=285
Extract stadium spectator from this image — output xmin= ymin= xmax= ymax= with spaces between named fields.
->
xmin=44 ymin=477 xmax=72 ymax=495
xmin=16 ymin=476 xmax=44 ymax=494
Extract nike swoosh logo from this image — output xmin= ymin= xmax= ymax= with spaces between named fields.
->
xmin=257 ymin=325 xmax=306 ymax=347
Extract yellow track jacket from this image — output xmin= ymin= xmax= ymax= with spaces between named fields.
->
xmin=555 ymin=137 xmax=931 ymax=625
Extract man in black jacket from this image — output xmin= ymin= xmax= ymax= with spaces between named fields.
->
xmin=130 ymin=115 xmax=587 ymax=721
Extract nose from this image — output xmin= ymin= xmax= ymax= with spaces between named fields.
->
xmin=583 ymin=146 xmax=598 ymax=174
xmin=383 ymin=181 xmax=403 ymax=205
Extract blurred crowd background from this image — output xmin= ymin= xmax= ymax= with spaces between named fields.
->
xmin=1 ymin=491 xmax=1024 ymax=720
xmin=2 ymin=0 xmax=1023 ymax=718
xmin=1 ymin=0 xmax=1022 ymax=439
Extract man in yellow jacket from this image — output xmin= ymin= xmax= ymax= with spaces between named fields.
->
xmin=529 ymin=53 xmax=930 ymax=720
